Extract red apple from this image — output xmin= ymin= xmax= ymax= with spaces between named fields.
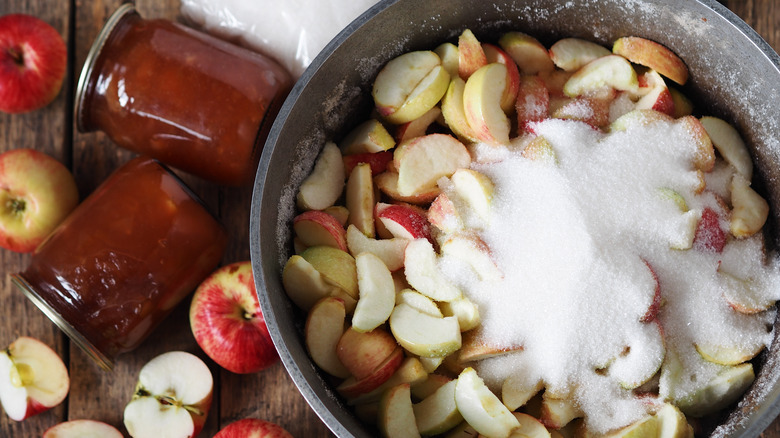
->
xmin=190 ymin=261 xmax=278 ymax=374
xmin=0 ymin=148 xmax=79 ymax=253
xmin=213 ymin=418 xmax=294 ymax=438
xmin=0 ymin=14 xmax=67 ymax=113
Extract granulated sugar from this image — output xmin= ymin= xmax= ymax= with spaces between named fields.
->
xmin=438 ymin=117 xmax=780 ymax=433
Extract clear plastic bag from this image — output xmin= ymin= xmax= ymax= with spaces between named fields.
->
xmin=180 ymin=0 xmax=379 ymax=78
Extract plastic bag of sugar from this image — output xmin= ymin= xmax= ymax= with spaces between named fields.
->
xmin=180 ymin=0 xmax=380 ymax=78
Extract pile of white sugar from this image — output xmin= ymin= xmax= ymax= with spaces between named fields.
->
xmin=438 ymin=118 xmax=780 ymax=433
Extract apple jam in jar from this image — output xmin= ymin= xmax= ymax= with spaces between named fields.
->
xmin=74 ymin=4 xmax=292 ymax=186
xmin=12 ymin=157 xmax=227 ymax=370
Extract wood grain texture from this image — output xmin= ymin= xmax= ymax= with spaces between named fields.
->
xmin=0 ymin=1 xmax=777 ymax=437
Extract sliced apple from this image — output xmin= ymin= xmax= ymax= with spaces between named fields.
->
xmin=348 ymin=357 xmax=429 ymax=405
xmin=305 ymin=297 xmax=350 ymax=378
xmin=613 ymin=36 xmax=689 ymax=85
xmin=440 ymin=233 xmax=502 ymax=282
xmin=458 ymin=329 xmax=521 ymax=363
xmin=390 ymin=303 xmax=462 ymax=358
xmin=378 ymin=383 xmax=421 ymax=438
xmin=608 ymin=321 xmax=666 ymax=389
xmin=694 ymin=340 xmax=764 ymax=366
xmin=428 ymin=192 xmax=465 ymax=235
xmin=563 ymin=55 xmax=639 ymax=97
xmin=435 ymin=42 xmax=460 ymax=79
xmin=512 ymin=412 xmax=552 ymax=438
xmin=634 ymin=79 xmax=675 ymax=117
xmin=414 ymin=379 xmax=464 ymax=436
xmin=458 ymin=29 xmax=488 ymax=80
xmin=293 ymin=210 xmax=347 ymax=251
xmin=454 ymin=367 xmax=520 ymax=438
xmin=676 ymin=363 xmax=754 ymax=418
xmin=346 ymin=224 xmax=408 ymax=272
xmin=346 ymin=162 xmax=376 ymax=237
xmin=439 ymin=296 xmax=481 ymax=332
xmin=296 ymin=141 xmax=345 ymax=211
xmin=670 ymin=87 xmax=694 ymax=118
xmin=300 ymin=246 xmax=359 ymax=299
xmin=539 ymin=395 xmax=582 ymax=430
xmin=498 ymin=31 xmax=555 ymax=75
xmin=655 ymin=403 xmax=693 ymax=438
xmin=373 ymin=50 xmax=450 ymax=124
xmin=411 ymin=373 xmax=452 ymax=400
xmin=404 ymin=238 xmax=463 ymax=302
xmin=283 ymin=255 xmax=340 ymax=311
xmin=341 ymin=119 xmax=396 ymax=155
xmin=730 ymin=173 xmax=769 ymax=238
xmin=324 ymin=205 xmax=351 ymax=226
xmin=502 ymin=372 xmax=543 ymax=411
xmin=337 ymin=327 xmax=399 ymax=380
xmin=353 ymin=252 xmax=396 ymax=332
xmin=450 ymin=169 xmax=495 ymax=223
xmin=551 ymin=96 xmax=612 ymax=129
xmin=609 ymin=108 xmax=673 ymax=132
xmin=0 ymin=336 xmax=69 ymax=421
xmin=482 ymin=43 xmax=521 ymax=112
xmin=396 ymin=107 xmax=443 ymax=143
xmin=463 ymin=63 xmax=511 ymax=145
xmin=337 ymin=347 xmax=405 ymax=399
xmin=516 ymin=75 xmax=551 ymax=132
xmin=375 ymin=171 xmax=441 ymax=205
xmin=397 ymin=288 xmax=443 ymax=317
xmin=377 ymin=202 xmax=433 ymax=242
xmin=343 ymin=150 xmax=394 ymax=177
xmin=699 ymin=116 xmax=752 ymax=180
xmin=549 ymin=38 xmax=611 ymax=72
xmin=419 ymin=356 xmax=445 ymax=374
xmin=720 ymin=269 xmax=778 ymax=314
xmin=522 ymin=135 xmax=558 ymax=164
xmin=394 ymin=133 xmax=471 ymax=196
xmin=677 ymin=115 xmax=715 ymax=172
xmin=442 ymin=77 xmax=481 ymax=143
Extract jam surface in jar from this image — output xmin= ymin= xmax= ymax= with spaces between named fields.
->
xmin=76 ymin=4 xmax=292 ymax=186
xmin=13 ymin=157 xmax=227 ymax=369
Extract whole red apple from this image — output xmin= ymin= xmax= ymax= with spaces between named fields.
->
xmin=213 ymin=419 xmax=293 ymax=438
xmin=0 ymin=14 xmax=67 ymax=113
xmin=0 ymin=148 xmax=79 ymax=253
xmin=190 ymin=261 xmax=279 ymax=374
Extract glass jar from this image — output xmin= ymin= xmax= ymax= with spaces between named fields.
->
xmin=74 ymin=4 xmax=292 ymax=186
xmin=12 ymin=157 xmax=228 ymax=370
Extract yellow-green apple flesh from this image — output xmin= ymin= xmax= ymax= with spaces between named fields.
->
xmin=213 ymin=418 xmax=294 ymax=438
xmin=458 ymin=329 xmax=521 ymax=363
xmin=563 ymin=55 xmax=639 ymax=97
xmin=675 ymin=363 xmax=754 ymax=418
xmin=413 ymin=379 xmax=464 ymax=436
xmin=410 ymin=373 xmax=452 ymax=400
xmin=340 ymin=119 xmax=396 ymax=155
xmin=189 ymin=261 xmax=278 ymax=374
xmin=305 ymin=297 xmax=350 ymax=378
xmin=293 ymin=210 xmax=348 ymax=251
xmin=730 ymin=173 xmax=769 ymax=238
xmin=389 ymin=303 xmax=462 ymax=358
xmin=694 ymin=339 xmax=764 ymax=366
xmin=43 ymin=420 xmax=123 ymax=438
xmin=482 ymin=43 xmax=520 ymax=112
xmin=699 ymin=116 xmax=753 ymax=180
xmin=440 ymin=296 xmax=481 ymax=332
xmin=458 ymin=29 xmax=487 ymax=80
xmin=296 ymin=142 xmax=345 ymax=211
xmin=463 ymin=63 xmax=511 ymax=145
xmin=374 ymin=171 xmax=441 ymax=206
xmin=346 ymin=163 xmax=376 ymax=237
xmin=441 ymin=76 xmax=481 ymax=143
xmin=352 ymin=252 xmax=396 ymax=332
xmin=435 ymin=42 xmax=460 ymax=78
xmin=454 ymin=367 xmax=520 ymax=437
xmin=300 ymin=246 xmax=359 ymax=299
xmin=502 ymin=372 xmax=544 ymax=411
xmin=612 ymin=36 xmax=689 ymax=85
xmin=719 ymin=269 xmax=777 ymax=315
xmin=0 ymin=148 xmax=78 ymax=253
xmin=549 ymin=37 xmax=611 ymax=72
xmin=440 ymin=233 xmax=502 ymax=282
xmin=346 ymin=224 xmax=408 ymax=272
xmin=396 ymin=288 xmax=442 ymax=318
xmin=655 ymin=403 xmax=693 ymax=438
xmin=450 ymin=168 xmax=495 ymax=223
xmin=281 ymin=254 xmax=356 ymax=313
xmin=0 ymin=336 xmax=69 ymax=421
xmin=394 ymin=133 xmax=471 ymax=196
xmin=372 ymin=50 xmax=450 ymax=124
xmin=347 ymin=357 xmax=429 ymax=406
xmin=378 ymin=383 xmax=421 ymax=438
xmin=123 ymin=351 xmax=213 ymax=438
xmin=0 ymin=14 xmax=66 ymax=113
xmin=498 ymin=31 xmax=555 ymax=75
xmin=512 ymin=412 xmax=554 ymax=438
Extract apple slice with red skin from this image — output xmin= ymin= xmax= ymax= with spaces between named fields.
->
xmin=293 ymin=210 xmax=347 ymax=251
xmin=376 ymin=202 xmax=432 ymax=243
xmin=463 ymin=63 xmax=511 ymax=145
xmin=613 ymin=36 xmax=689 ymax=85
xmin=0 ymin=14 xmax=67 ymax=113
xmin=563 ymin=55 xmax=639 ymax=97
xmin=43 ymin=420 xmax=123 ymax=438
xmin=213 ymin=418 xmax=294 ymax=438
xmin=348 ymin=357 xmax=429 ymax=405
xmin=641 ymin=260 xmax=662 ymax=323
xmin=0 ymin=148 xmax=79 ymax=253
xmin=482 ymin=43 xmax=520 ymax=112
xmin=498 ymin=31 xmax=555 ymax=75
xmin=375 ymin=171 xmax=441 ymax=206
xmin=549 ymin=37 xmax=611 ymax=72
xmin=123 ymin=351 xmax=213 ymax=438
xmin=634 ymin=70 xmax=675 ymax=117
xmin=395 ymin=107 xmax=442 ymax=144
xmin=337 ymin=347 xmax=405 ymax=399
xmin=693 ymin=207 xmax=727 ymax=253
xmin=516 ymin=75 xmax=551 ymax=133
xmin=190 ymin=261 xmax=278 ymax=374
xmin=458 ymin=29 xmax=487 ymax=80
xmin=0 ymin=336 xmax=69 ymax=421
xmin=428 ymin=192 xmax=464 ymax=235
xmin=337 ymin=327 xmax=400 ymax=380
xmin=343 ymin=150 xmax=394 ymax=176
xmin=677 ymin=116 xmax=715 ymax=172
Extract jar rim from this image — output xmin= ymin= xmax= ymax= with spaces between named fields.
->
xmin=74 ymin=3 xmax=138 ymax=133
xmin=11 ymin=273 xmax=114 ymax=371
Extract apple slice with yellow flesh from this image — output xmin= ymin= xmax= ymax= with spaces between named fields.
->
xmin=440 ymin=295 xmax=481 ymax=332
xmin=522 ymin=135 xmax=558 ymax=164
xmin=463 ymin=63 xmax=511 ymax=145
xmin=677 ymin=115 xmax=715 ymax=173
xmin=563 ymin=55 xmax=639 ymax=97
xmin=435 ymin=42 xmax=460 ymax=78
xmin=676 ymin=362 xmax=754 ymax=418
xmin=612 ymin=36 xmax=689 ymax=85
xmin=655 ymin=403 xmax=693 ymax=438
xmin=390 ymin=303 xmax=462 ymax=358
xmin=396 ymin=107 xmax=442 ymax=143
xmin=396 ymin=288 xmax=443 ymax=317
xmin=337 ymin=327 xmax=399 ymax=381
xmin=440 ymin=233 xmax=502 ymax=282
xmin=340 ymin=119 xmax=396 ymax=155
xmin=454 ymin=367 xmax=520 ymax=438
xmin=694 ymin=340 xmax=764 ymax=366
xmin=730 ymin=173 xmax=769 ymax=238
xmin=305 ymin=297 xmax=350 ymax=378
xmin=404 ymin=238 xmax=463 ymax=302
xmin=458 ymin=29 xmax=488 ymax=80
xmin=450 ymin=169 xmax=495 ymax=224
xmin=300 ymin=246 xmax=359 ymax=300
xmin=296 ymin=142 xmax=345 ymax=211
xmin=720 ymin=269 xmax=777 ymax=314
xmin=282 ymin=254 xmax=357 ymax=313
xmin=442 ymin=77 xmax=481 ymax=143
xmin=549 ymin=38 xmax=611 ymax=71
xmin=346 ymin=224 xmax=409 ymax=272
xmin=502 ymin=372 xmax=543 ymax=411
xmin=349 ymin=357 xmax=429 ymax=405
xmin=346 ymin=162 xmax=376 ymax=237
xmin=539 ymin=395 xmax=582 ymax=430
xmin=375 ymin=171 xmax=441 ymax=205
xmin=337 ymin=347 xmax=405 ymax=399
xmin=498 ymin=31 xmax=555 ymax=75
xmin=373 ymin=51 xmax=450 ymax=124
xmin=458 ymin=329 xmax=521 ymax=363
xmin=352 ymin=252 xmax=396 ymax=332
xmin=608 ymin=321 xmax=666 ymax=390
xmin=378 ymin=383 xmax=421 ymax=438
xmin=411 ymin=373 xmax=452 ymax=400
xmin=699 ymin=116 xmax=752 ymax=180
xmin=482 ymin=43 xmax=520 ymax=112
xmin=511 ymin=412 xmax=552 ymax=438
xmin=395 ymin=133 xmax=471 ymax=197
xmin=413 ymin=379 xmax=464 ymax=436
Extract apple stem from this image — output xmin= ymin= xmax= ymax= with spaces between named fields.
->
xmin=243 ymin=310 xmax=256 ymax=321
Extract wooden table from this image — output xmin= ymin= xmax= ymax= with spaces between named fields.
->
xmin=0 ymin=1 xmax=778 ymax=437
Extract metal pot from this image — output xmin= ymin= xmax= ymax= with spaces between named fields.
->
xmin=250 ymin=0 xmax=780 ymax=436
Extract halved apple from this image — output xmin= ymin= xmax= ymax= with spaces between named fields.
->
xmin=337 ymin=327 xmax=399 ymax=380
xmin=482 ymin=43 xmax=521 ymax=112
xmin=43 ymin=420 xmax=124 ymax=438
